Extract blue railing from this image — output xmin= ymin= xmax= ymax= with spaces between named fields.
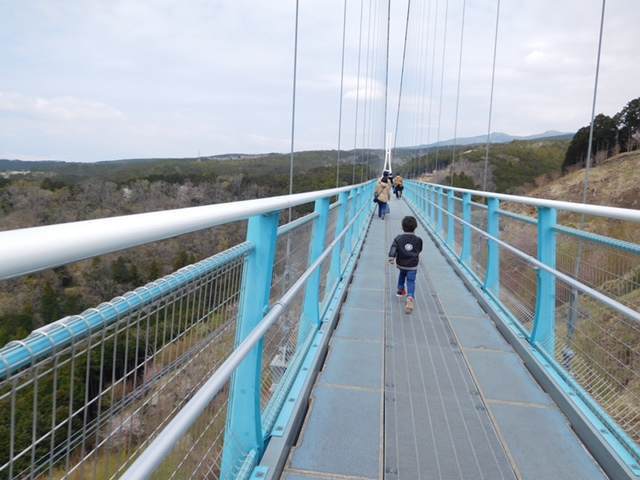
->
xmin=0 ymin=182 xmax=375 ymax=480
xmin=405 ymin=180 xmax=640 ymax=478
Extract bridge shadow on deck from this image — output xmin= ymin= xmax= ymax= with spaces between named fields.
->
xmin=280 ymin=199 xmax=607 ymax=480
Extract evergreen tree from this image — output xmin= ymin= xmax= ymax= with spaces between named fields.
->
xmin=562 ymin=114 xmax=618 ymax=171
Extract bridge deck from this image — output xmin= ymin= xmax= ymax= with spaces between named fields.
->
xmin=280 ymin=199 xmax=607 ymax=480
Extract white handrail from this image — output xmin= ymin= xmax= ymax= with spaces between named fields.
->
xmin=119 ymin=199 xmax=370 ymax=480
xmin=422 ymin=182 xmax=640 ymax=223
xmin=422 ymin=192 xmax=640 ymax=324
xmin=0 ymin=182 xmax=370 ymax=280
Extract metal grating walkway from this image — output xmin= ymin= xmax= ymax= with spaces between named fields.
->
xmin=280 ymin=198 xmax=608 ymax=480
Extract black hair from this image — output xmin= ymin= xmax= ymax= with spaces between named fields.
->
xmin=402 ymin=216 xmax=417 ymax=232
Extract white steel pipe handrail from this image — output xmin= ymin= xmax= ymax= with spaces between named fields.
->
xmin=423 ymin=182 xmax=640 ymax=223
xmin=0 ymin=182 xmax=370 ymax=281
xmin=423 ymin=193 xmax=640 ymax=324
xmin=119 ymin=199 xmax=370 ymax=480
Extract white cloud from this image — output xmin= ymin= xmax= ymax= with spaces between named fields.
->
xmin=0 ymin=91 xmax=123 ymax=121
xmin=0 ymin=0 xmax=638 ymax=161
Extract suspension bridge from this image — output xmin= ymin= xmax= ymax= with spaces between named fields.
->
xmin=1 ymin=0 xmax=639 ymax=479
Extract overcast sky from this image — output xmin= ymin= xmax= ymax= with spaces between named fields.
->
xmin=0 ymin=0 xmax=638 ymax=162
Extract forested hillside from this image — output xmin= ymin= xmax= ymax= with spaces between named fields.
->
xmin=0 ymin=150 xmax=378 ymax=344
xmin=398 ymin=137 xmax=570 ymax=193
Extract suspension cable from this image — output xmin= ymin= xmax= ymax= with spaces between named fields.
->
xmin=581 ymin=0 xmax=606 ymax=204
xmin=418 ymin=0 xmax=434 ymax=179
xmin=433 ymin=0 xmax=450 ymax=173
xmin=450 ymin=0 xmax=467 ymax=186
xmin=364 ymin=0 xmax=381 ymax=180
xmin=360 ymin=0 xmax=374 ymax=182
xmin=393 ymin=0 xmax=412 ymax=155
xmin=568 ymin=0 xmax=607 ymax=338
xmin=336 ymin=0 xmax=348 ymax=187
xmin=482 ymin=0 xmax=501 ymax=191
xmin=383 ymin=0 xmax=391 ymax=167
xmin=288 ymin=0 xmax=300 ymax=221
xmin=412 ymin=0 xmax=428 ymax=178
xmin=353 ymin=0 xmax=365 ymax=183
xmin=426 ymin=0 xmax=439 ymax=175
xmin=370 ymin=0 xmax=384 ymax=177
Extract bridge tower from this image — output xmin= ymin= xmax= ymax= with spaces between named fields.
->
xmin=382 ymin=131 xmax=393 ymax=174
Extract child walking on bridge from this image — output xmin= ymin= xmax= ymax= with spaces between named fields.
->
xmin=388 ymin=216 xmax=423 ymax=314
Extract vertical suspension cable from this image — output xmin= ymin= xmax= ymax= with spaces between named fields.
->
xmin=383 ymin=0 xmax=391 ymax=170
xmin=363 ymin=0 xmax=378 ymax=178
xmin=336 ymin=0 xmax=349 ymax=187
xmin=288 ymin=0 xmax=300 ymax=220
xmin=426 ymin=0 xmax=439 ymax=175
xmin=411 ymin=0 xmax=427 ymax=179
xmin=580 ymin=0 xmax=606 ymax=205
xmin=360 ymin=0 xmax=374 ymax=183
xmin=393 ymin=0 xmax=413 ymax=154
xmin=353 ymin=0 xmax=365 ymax=183
xmin=482 ymin=0 xmax=500 ymax=191
xmin=568 ymin=0 xmax=607 ymax=339
xmin=433 ymin=0 xmax=449 ymax=174
xmin=285 ymin=0 xmax=300 ymax=289
xmin=449 ymin=0 xmax=466 ymax=186
xmin=417 ymin=0 xmax=434 ymax=179
xmin=367 ymin=0 xmax=383 ymax=178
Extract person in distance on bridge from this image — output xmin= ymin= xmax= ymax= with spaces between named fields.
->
xmin=374 ymin=173 xmax=392 ymax=219
xmin=393 ymin=174 xmax=404 ymax=198
xmin=388 ymin=215 xmax=423 ymax=314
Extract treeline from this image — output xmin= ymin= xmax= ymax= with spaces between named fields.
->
xmin=563 ymin=97 xmax=640 ymax=171
xmin=0 ymin=153 xmax=375 ymax=346
xmin=395 ymin=138 xmax=570 ymax=193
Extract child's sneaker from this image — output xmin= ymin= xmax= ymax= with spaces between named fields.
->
xmin=396 ymin=288 xmax=407 ymax=297
xmin=405 ymin=296 xmax=415 ymax=314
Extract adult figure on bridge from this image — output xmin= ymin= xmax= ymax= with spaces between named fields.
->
xmin=375 ymin=173 xmax=392 ymax=219
xmin=393 ymin=174 xmax=404 ymax=198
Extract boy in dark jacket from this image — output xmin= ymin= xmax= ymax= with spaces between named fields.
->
xmin=388 ymin=216 xmax=423 ymax=313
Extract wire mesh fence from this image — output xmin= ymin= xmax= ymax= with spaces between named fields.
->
xmin=555 ymin=279 xmax=640 ymax=446
xmin=407 ymin=181 xmax=640 ymax=458
xmin=319 ymin=203 xmax=339 ymax=306
xmin=150 ymin=379 xmax=231 ymax=480
xmin=0 ymin=182 xmax=375 ymax=480
xmin=469 ymin=202 xmax=488 ymax=282
xmin=556 ymin=231 xmax=640 ymax=312
xmin=498 ymin=211 xmax=538 ymax=333
xmin=0 ymin=246 xmax=248 ymax=480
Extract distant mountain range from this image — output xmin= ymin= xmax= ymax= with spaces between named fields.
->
xmin=413 ymin=130 xmax=574 ymax=149
xmin=0 ymin=131 xmax=574 ymax=170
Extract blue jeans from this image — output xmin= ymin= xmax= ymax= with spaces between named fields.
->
xmin=378 ymin=202 xmax=389 ymax=218
xmin=397 ymin=269 xmax=416 ymax=297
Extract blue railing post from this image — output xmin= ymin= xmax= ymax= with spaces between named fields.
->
xmin=221 ymin=210 xmax=279 ymax=477
xmin=437 ymin=187 xmax=444 ymax=236
xmin=532 ymin=207 xmax=557 ymax=354
xmin=484 ymin=197 xmax=500 ymax=294
xmin=422 ymin=184 xmax=428 ymax=216
xmin=461 ymin=192 xmax=472 ymax=265
xmin=344 ymin=190 xmax=355 ymax=250
xmin=447 ymin=189 xmax=455 ymax=248
xmin=299 ymin=197 xmax=331 ymax=345
xmin=427 ymin=185 xmax=433 ymax=225
xmin=357 ymin=186 xmax=366 ymax=235
xmin=328 ymin=192 xmax=349 ymax=295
